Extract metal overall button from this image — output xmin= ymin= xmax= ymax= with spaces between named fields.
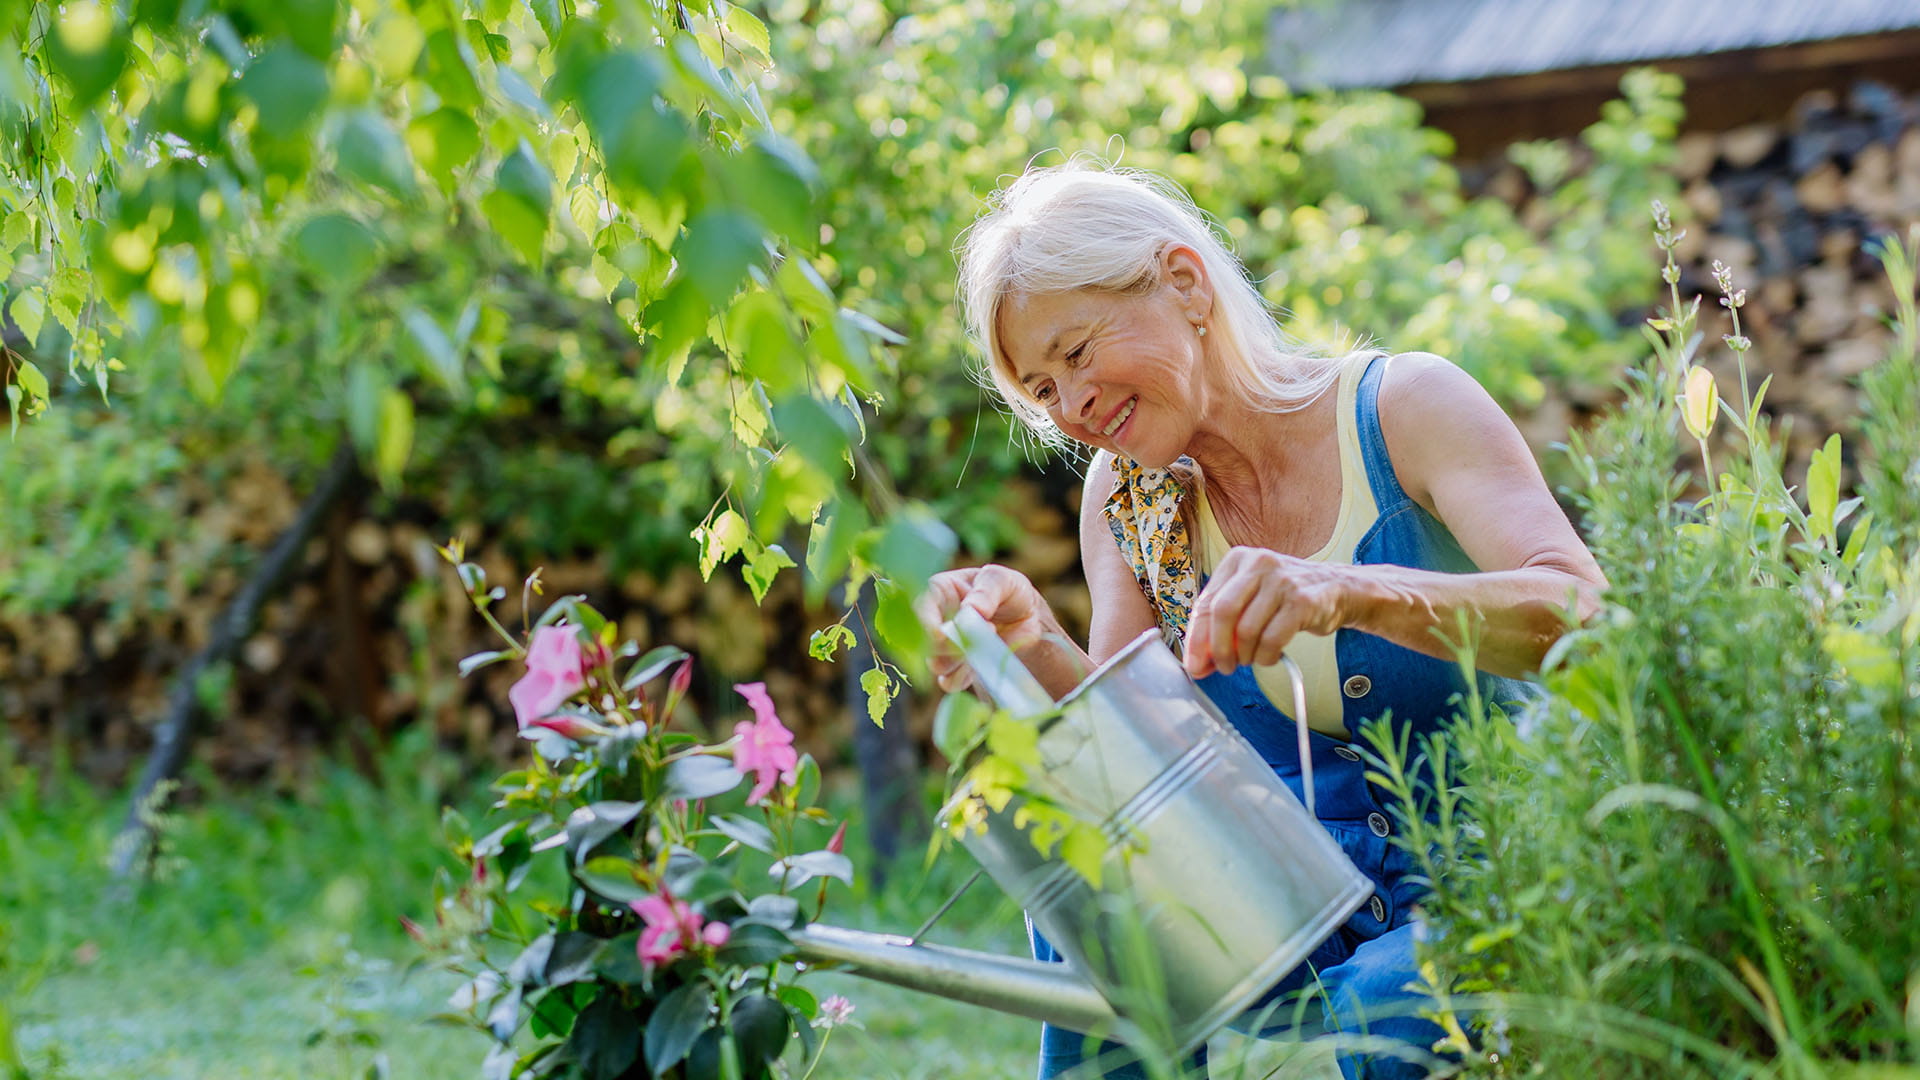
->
xmin=1367 ymin=812 xmax=1391 ymax=837
xmin=1342 ymin=674 xmax=1372 ymax=698
xmin=1332 ymin=745 xmax=1362 ymax=762
xmin=1369 ymin=895 xmax=1388 ymax=922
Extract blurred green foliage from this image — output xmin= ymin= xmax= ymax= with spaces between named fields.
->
xmin=2 ymin=0 xmax=1674 ymax=675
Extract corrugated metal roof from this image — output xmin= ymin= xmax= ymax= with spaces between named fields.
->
xmin=1267 ymin=0 xmax=1920 ymax=89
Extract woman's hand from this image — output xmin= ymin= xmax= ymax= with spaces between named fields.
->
xmin=915 ymin=564 xmax=1061 ymax=694
xmin=1185 ymin=547 xmax=1354 ymax=678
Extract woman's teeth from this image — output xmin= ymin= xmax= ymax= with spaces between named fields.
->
xmin=1101 ymin=398 xmax=1135 ymax=436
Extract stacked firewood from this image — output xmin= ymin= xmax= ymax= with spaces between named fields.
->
xmin=0 ymin=453 xmax=1090 ymax=791
xmin=1484 ymin=80 xmax=1920 ymax=472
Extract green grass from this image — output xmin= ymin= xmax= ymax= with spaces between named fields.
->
xmin=0 ymin=736 xmax=1338 ymax=1079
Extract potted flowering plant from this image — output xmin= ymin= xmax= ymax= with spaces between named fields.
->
xmin=413 ymin=546 xmax=857 ymax=1080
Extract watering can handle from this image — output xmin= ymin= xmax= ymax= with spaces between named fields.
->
xmin=941 ymin=607 xmax=1056 ymax=722
xmin=1277 ymin=654 xmax=1317 ymax=820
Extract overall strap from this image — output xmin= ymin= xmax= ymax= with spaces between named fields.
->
xmin=1353 ymin=353 xmax=1412 ymax=513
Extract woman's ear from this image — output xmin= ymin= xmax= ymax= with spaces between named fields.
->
xmin=1160 ymin=244 xmax=1214 ymax=322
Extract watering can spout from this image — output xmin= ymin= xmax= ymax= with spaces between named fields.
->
xmin=792 ymin=923 xmax=1120 ymax=1035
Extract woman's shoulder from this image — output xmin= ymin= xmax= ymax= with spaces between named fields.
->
xmin=1372 ymin=352 xmax=1520 ymax=508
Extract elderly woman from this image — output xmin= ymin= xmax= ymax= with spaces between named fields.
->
xmin=919 ymin=164 xmax=1607 ymax=1080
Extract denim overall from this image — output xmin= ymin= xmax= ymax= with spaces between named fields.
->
xmin=1032 ymin=356 xmax=1535 ymax=1080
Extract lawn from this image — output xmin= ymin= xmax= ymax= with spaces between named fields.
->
xmin=1 ymin=738 xmax=1339 ymax=1079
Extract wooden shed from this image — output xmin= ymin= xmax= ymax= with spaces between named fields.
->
xmin=1267 ymin=0 xmax=1920 ymax=157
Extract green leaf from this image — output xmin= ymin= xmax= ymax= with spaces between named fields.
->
xmin=664 ymin=755 xmax=743 ymax=800
xmin=714 ymin=922 xmax=794 ymax=967
xmin=624 ymin=644 xmax=691 ymax=690
xmin=569 ymin=992 xmax=642 ymax=1080
xmin=726 ymin=137 xmax=815 ymax=241
xmin=421 ymin=27 xmax=482 ymax=110
xmin=1807 ymin=433 xmax=1841 ymax=545
xmin=293 ymin=213 xmax=380 ymax=287
xmin=239 ymin=44 xmax=330 ymax=138
xmin=459 ymin=650 xmax=511 ymax=677
xmin=577 ymin=856 xmax=650 ymax=902
xmin=402 ymin=308 xmax=466 ymax=397
xmin=645 ymin=982 xmax=715 ymax=1075
xmin=742 ymin=543 xmax=794 ymax=604
xmin=679 ymin=211 xmax=762 ymax=306
xmin=335 ymin=110 xmax=416 ymax=196
xmin=45 ymin=1 xmax=130 ymax=108
xmin=774 ymin=984 xmax=816 ymax=1019
xmin=767 ymin=850 xmax=852 ymax=888
xmin=728 ymin=994 xmax=789 ymax=1070
xmin=771 ymin=394 xmax=853 ymax=474
xmin=543 ymin=933 xmax=607 ymax=987
xmin=374 ymin=388 xmax=413 ymax=491
xmin=744 ymin=893 xmax=800 ymax=928
xmin=860 ymin=666 xmax=893 ymax=726
xmin=8 ymin=288 xmax=45 ymax=347
xmin=695 ymin=508 xmax=750 ymax=580
xmin=481 ymin=188 xmax=547 ymax=266
xmin=710 ymin=813 xmax=775 ymax=853
xmin=407 ymin=108 xmax=482 ymax=190
xmin=807 ymin=624 xmax=854 ymax=662
xmin=345 ymin=362 xmax=389 ymax=459
xmin=498 ymin=139 xmax=554 ymax=214
xmin=725 ymin=290 xmax=803 ymax=394
xmin=2 ymin=211 xmax=32 ymax=252
xmin=569 ymin=185 xmax=602 ymax=236
xmin=872 ymin=507 xmax=956 ymax=590
xmin=719 ymin=4 xmax=771 ymax=60
xmin=1059 ymin=823 xmax=1105 ymax=889
xmin=13 ymin=360 xmax=47 ymax=405
xmin=563 ymin=800 xmax=645 ymax=866
xmin=594 ymin=932 xmax=649 ymax=985
xmin=933 ymin=692 xmax=989 ymax=764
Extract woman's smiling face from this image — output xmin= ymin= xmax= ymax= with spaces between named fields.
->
xmin=994 ymin=247 xmax=1213 ymax=467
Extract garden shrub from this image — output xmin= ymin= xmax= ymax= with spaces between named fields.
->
xmin=1374 ymin=219 xmax=1920 ymax=1076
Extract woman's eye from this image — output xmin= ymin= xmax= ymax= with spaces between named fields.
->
xmin=1035 ymin=383 xmax=1055 ymax=403
xmin=1066 ymin=343 xmax=1088 ymax=365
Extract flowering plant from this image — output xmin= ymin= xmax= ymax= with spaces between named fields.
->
xmin=414 ymin=547 xmax=855 ymax=1080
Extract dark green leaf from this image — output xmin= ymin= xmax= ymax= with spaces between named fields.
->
xmin=497 ymin=139 xmax=554 ymax=214
xmin=714 ymin=922 xmax=792 ymax=968
xmin=678 ymin=211 xmax=762 ymax=306
xmin=729 ymin=994 xmax=790 ymax=1070
xmin=567 ymin=991 xmax=642 ymax=1080
xmin=544 ymin=933 xmax=606 ymax=987
xmin=564 ymin=801 xmax=644 ymax=866
xmin=771 ymin=394 xmax=853 ymax=474
xmin=594 ymin=931 xmax=649 ymax=986
xmin=482 ymin=188 xmax=548 ymax=265
xmin=643 ymin=981 xmax=714 ymax=1075
xmin=45 ymin=6 xmax=130 ymax=108
xmin=577 ymin=855 xmax=650 ymax=903
xmin=664 ymin=755 xmax=742 ymax=800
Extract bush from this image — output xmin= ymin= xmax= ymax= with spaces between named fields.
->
xmin=1375 ymin=220 xmax=1920 ymax=1075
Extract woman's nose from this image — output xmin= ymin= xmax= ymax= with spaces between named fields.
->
xmin=1060 ymin=377 xmax=1097 ymax=426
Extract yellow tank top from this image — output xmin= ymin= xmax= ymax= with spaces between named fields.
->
xmin=1193 ymin=358 xmax=1377 ymax=738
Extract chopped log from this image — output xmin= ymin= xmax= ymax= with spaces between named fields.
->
xmin=109 ymin=440 xmax=359 ymax=882
xmin=1719 ymin=124 xmax=1779 ymax=170
xmin=1676 ymin=132 xmax=1717 ymax=182
xmin=1796 ymin=163 xmax=1846 ymax=214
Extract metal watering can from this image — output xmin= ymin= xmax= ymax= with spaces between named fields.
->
xmin=792 ymin=608 xmax=1372 ymax=1057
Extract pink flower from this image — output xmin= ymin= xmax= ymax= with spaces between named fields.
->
xmin=508 ymin=626 xmax=600 ymax=729
xmin=670 ymin=657 xmax=694 ymax=696
xmin=816 ymin=994 xmax=855 ymax=1029
xmin=629 ymin=888 xmax=731 ymax=969
xmin=527 ymin=714 xmax=608 ymax=740
xmin=638 ymin=923 xmax=685 ymax=968
xmin=732 ymin=683 xmax=799 ymax=805
xmin=826 ymin=821 xmax=847 ymax=855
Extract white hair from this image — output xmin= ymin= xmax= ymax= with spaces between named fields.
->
xmin=955 ymin=159 xmax=1357 ymax=454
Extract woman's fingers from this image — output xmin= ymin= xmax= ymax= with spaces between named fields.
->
xmin=918 ymin=565 xmax=1047 ymax=691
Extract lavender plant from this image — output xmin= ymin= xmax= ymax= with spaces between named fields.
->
xmin=1367 ymin=217 xmax=1920 ymax=1077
